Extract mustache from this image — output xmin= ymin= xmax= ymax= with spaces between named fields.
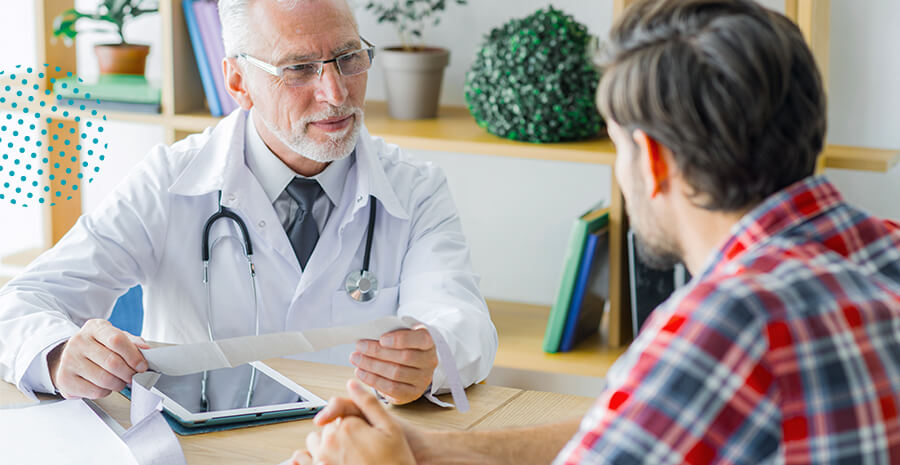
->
xmin=300 ymin=106 xmax=364 ymax=126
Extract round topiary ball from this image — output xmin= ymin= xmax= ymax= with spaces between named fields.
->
xmin=465 ymin=7 xmax=603 ymax=143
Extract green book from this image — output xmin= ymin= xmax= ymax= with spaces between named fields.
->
xmin=53 ymin=74 xmax=161 ymax=105
xmin=543 ymin=204 xmax=610 ymax=353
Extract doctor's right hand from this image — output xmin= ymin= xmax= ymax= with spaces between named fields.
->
xmin=48 ymin=319 xmax=150 ymax=399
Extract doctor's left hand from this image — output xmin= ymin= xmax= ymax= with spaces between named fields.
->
xmin=350 ymin=327 xmax=438 ymax=405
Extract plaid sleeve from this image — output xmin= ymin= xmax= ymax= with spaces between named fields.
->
xmin=554 ymin=283 xmax=782 ymax=465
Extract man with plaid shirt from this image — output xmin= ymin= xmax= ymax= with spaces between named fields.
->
xmin=289 ymin=0 xmax=900 ymax=464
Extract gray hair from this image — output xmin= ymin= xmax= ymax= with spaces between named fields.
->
xmin=219 ymin=0 xmax=359 ymax=58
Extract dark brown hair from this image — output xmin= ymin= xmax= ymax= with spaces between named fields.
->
xmin=597 ymin=0 xmax=826 ymax=211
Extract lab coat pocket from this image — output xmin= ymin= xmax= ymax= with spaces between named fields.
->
xmin=331 ymin=285 xmax=400 ymax=327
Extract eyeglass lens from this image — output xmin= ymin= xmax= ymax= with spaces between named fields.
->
xmin=282 ymin=49 xmax=373 ymax=87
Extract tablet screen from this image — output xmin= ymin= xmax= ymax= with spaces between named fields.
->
xmin=153 ymin=364 xmax=306 ymax=414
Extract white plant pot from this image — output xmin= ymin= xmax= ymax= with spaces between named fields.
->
xmin=379 ymin=47 xmax=450 ymax=120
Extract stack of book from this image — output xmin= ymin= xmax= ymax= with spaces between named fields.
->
xmin=543 ymin=203 xmax=611 ymax=353
xmin=54 ymin=74 xmax=161 ymax=113
xmin=183 ymin=0 xmax=238 ymax=116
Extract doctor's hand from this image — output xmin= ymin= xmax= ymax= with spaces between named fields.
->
xmin=48 ymin=319 xmax=150 ymax=399
xmin=291 ymin=379 xmax=418 ymax=465
xmin=350 ymin=327 xmax=438 ymax=405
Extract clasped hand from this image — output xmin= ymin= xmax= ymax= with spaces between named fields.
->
xmin=289 ymin=379 xmax=419 ymax=465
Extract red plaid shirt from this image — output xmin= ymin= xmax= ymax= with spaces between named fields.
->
xmin=556 ymin=176 xmax=900 ymax=464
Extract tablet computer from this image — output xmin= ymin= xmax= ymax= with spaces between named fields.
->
xmin=147 ymin=361 xmax=326 ymax=427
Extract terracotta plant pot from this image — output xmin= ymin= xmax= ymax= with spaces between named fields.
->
xmin=379 ymin=47 xmax=450 ymax=120
xmin=94 ymin=43 xmax=151 ymax=75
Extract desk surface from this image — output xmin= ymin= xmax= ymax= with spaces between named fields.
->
xmin=0 ymin=359 xmax=594 ymax=465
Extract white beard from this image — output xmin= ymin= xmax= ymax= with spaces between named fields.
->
xmin=262 ymin=105 xmax=364 ymax=163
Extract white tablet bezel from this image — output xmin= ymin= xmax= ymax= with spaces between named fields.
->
xmin=151 ymin=361 xmax=327 ymax=423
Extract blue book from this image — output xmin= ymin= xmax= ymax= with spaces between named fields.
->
xmin=559 ymin=227 xmax=610 ymax=352
xmin=183 ymin=0 xmax=223 ymax=116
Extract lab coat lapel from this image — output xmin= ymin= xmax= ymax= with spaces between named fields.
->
xmin=166 ymin=109 xmax=303 ymax=276
xmin=167 ymin=109 xmax=245 ymax=198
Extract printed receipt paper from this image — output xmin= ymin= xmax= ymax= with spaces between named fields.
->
xmin=141 ymin=316 xmax=415 ymax=376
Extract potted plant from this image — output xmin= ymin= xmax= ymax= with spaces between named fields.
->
xmin=365 ymin=0 xmax=466 ymax=119
xmin=465 ymin=7 xmax=603 ymax=143
xmin=53 ymin=0 xmax=158 ymax=76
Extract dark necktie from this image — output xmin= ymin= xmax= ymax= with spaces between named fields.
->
xmin=284 ymin=177 xmax=321 ymax=269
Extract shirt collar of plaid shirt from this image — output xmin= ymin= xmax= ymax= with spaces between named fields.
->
xmin=697 ymin=175 xmax=846 ymax=280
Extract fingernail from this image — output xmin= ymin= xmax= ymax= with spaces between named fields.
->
xmin=381 ymin=336 xmax=394 ymax=347
xmin=356 ymin=341 xmax=368 ymax=352
xmin=349 ymin=352 xmax=361 ymax=364
xmin=136 ymin=361 xmax=148 ymax=372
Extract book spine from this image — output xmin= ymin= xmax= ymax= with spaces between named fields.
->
xmin=196 ymin=0 xmax=238 ymax=115
xmin=559 ymin=233 xmax=599 ymax=352
xmin=543 ymin=218 xmax=589 ymax=353
xmin=183 ymin=0 xmax=223 ymax=116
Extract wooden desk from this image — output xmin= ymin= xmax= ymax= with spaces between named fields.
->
xmin=470 ymin=390 xmax=597 ymax=431
xmin=0 ymin=359 xmax=594 ymax=465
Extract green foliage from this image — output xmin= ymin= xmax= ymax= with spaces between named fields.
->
xmin=53 ymin=0 xmax=158 ymax=46
xmin=465 ymin=6 xmax=603 ymax=143
xmin=365 ymin=0 xmax=467 ymax=50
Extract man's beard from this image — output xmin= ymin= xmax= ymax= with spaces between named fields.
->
xmin=262 ymin=105 xmax=364 ymax=163
xmin=633 ymin=232 xmax=682 ymax=270
xmin=626 ymin=173 xmax=683 ymax=271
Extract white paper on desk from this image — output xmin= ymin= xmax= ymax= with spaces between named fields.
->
xmin=0 ymin=399 xmax=139 ymax=465
xmin=0 ymin=373 xmax=187 ymax=465
xmin=142 ymin=315 xmax=415 ymax=376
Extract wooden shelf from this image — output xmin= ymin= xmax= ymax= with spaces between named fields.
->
xmin=489 ymin=299 xmax=626 ymax=377
xmin=821 ymin=144 xmax=900 ymax=172
xmin=361 ymin=102 xmax=618 ymax=165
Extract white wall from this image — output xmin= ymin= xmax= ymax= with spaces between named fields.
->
xmin=0 ymin=1 xmax=42 ymax=260
xmin=824 ymin=0 xmax=900 ymax=220
xmin=2 ymin=0 xmax=898 ymax=306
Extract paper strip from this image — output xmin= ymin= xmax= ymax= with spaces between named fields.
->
xmin=140 ymin=316 xmax=470 ymax=412
xmin=123 ymin=372 xmax=187 ymax=465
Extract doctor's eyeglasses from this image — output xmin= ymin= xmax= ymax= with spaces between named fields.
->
xmin=238 ymin=37 xmax=376 ymax=88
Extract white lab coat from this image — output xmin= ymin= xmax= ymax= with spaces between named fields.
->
xmin=0 ymin=110 xmax=497 ymax=397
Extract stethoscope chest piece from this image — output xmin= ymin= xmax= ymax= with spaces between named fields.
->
xmin=345 ymin=269 xmax=378 ymax=302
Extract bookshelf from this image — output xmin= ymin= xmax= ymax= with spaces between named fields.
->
xmin=2 ymin=0 xmax=896 ymax=378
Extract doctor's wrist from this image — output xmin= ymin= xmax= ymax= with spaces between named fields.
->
xmin=46 ymin=340 xmax=67 ymax=391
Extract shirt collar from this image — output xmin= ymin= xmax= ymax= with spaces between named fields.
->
xmin=698 ymin=175 xmax=844 ymax=279
xmin=244 ymin=109 xmax=352 ymax=206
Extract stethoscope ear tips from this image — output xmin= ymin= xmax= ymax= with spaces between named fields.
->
xmin=345 ymin=269 xmax=378 ymax=302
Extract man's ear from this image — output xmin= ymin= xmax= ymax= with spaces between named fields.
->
xmin=224 ymin=57 xmax=253 ymax=110
xmin=632 ymin=129 xmax=671 ymax=198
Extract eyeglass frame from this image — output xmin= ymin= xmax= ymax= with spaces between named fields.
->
xmin=237 ymin=37 xmax=376 ymax=86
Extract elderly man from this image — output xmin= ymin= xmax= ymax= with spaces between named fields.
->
xmin=293 ymin=0 xmax=900 ymax=464
xmin=0 ymin=0 xmax=496 ymax=406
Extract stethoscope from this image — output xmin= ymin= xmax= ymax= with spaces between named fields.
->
xmin=198 ymin=191 xmax=379 ymax=409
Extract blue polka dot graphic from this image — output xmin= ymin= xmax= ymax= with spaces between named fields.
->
xmin=0 ymin=64 xmax=108 ymax=207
